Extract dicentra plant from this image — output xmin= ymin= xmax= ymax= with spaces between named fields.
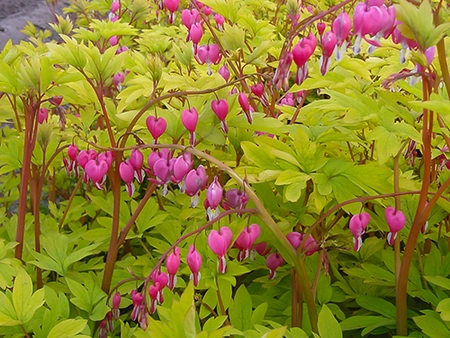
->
xmin=0 ymin=0 xmax=449 ymax=337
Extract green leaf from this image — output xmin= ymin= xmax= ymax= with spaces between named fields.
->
xmin=13 ymin=268 xmax=44 ymax=323
xmin=318 ymin=304 xmax=342 ymax=338
xmin=202 ymin=316 xmax=227 ymax=333
xmin=340 ymin=316 xmax=386 ymax=331
xmin=425 ymin=276 xmax=450 ymax=291
xmin=355 ymin=295 xmax=396 ymax=319
xmin=65 ymin=278 xmax=91 ymax=313
xmin=436 ymin=298 xmax=450 ymax=321
xmin=0 ymin=291 xmax=20 ymax=326
xmin=229 ymin=285 xmax=253 ymax=331
xmin=251 ymin=303 xmax=268 ymax=326
xmin=414 ymin=314 xmax=450 ymax=338
xmin=47 ymin=319 xmax=88 ymax=338
xmin=261 ymin=327 xmax=286 ymax=338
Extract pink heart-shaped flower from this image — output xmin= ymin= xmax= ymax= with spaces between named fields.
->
xmin=146 ymin=116 xmax=167 ymax=141
xmin=85 ymin=160 xmax=109 ymax=183
xmin=385 ymin=206 xmax=406 ymax=233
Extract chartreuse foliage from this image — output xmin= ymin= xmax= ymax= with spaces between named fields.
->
xmin=0 ymin=0 xmax=450 ymax=337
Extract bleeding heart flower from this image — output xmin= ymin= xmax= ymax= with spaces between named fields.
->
xmin=211 ymin=99 xmax=229 ymax=133
xmin=164 ymin=0 xmax=180 ymax=23
xmin=208 ymin=226 xmax=233 ymax=273
xmin=320 ymin=31 xmax=337 ymax=75
xmin=332 ymin=12 xmax=351 ymax=61
xmin=214 ymin=13 xmax=225 ymax=30
xmin=234 ymin=224 xmax=260 ymax=261
xmin=219 ymin=64 xmax=230 ymax=82
xmin=266 ymin=252 xmax=284 ymax=280
xmin=189 ymin=22 xmax=203 ymax=51
xmin=196 ymin=44 xmax=221 ymax=75
xmin=349 ymin=212 xmax=370 ymax=251
xmin=187 ymin=244 xmax=202 ymax=286
xmin=109 ymin=36 xmax=119 ymax=46
xmin=85 ymin=159 xmax=109 ymax=190
xmin=166 ymin=247 xmax=181 ymax=290
xmin=119 ymin=160 xmax=135 ymax=196
xmin=111 ymin=0 xmax=120 ymax=13
xmin=146 ymin=116 xmax=167 ymax=142
xmin=385 ymin=206 xmax=406 ymax=246
xmin=206 ymin=176 xmax=223 ymax=219
xmin=129 ymin=149 xmax=144 ymax=183
xmin=254 ymin=242 xmax=271 ymax=256
xmin=112 ymin=292 xmax=121 ymax=320
xmin=185 ymin=165 xmax=208 ymax=207
xmin=182 ymin=108 xmax=198 ymax=145
xmin=317 ymin=22 xmax=326 ymax=36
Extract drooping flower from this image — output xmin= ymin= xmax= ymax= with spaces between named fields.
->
xmin=206 ymin=176 xmax=223 ymax=219
xmin=349 ymin=212 xmax=370 ymax=251
xmin=181 ymin=108 xmax=198 ymax=145
xmin=164 ymin=0 xmax=180 ymax=23
xmin=211 ymin=99 xmax=229 ymax=133
xmin=112 ymin=292 xmax=121 ymax=320
xmin=234 ymin=224 xmax=260 ymax=261
xmin=146 ymin=116 xmax=167 ymax=143
xmin=292 ymin=33 xmax=317 ymax=85
xmin=196 ymin=44 xmax=221 ymax=75
xmin=37 ymin=108 xmax=49 ymax=124
xmin=166 ymin=247 xmax=181 ymax=290
xmin=331 ymin=12 xmax=351 ymax=61
xmin=385 ymin=206 xmax=406 ymax=246
xmin=208 ymin=226 xmax=233 ymax=273
xmin=119 ymin=160 xmax=135 ymax=196
xmin=129 ymin=149 xmax=145 ymax=183
xmin=84 ymin=159 xmax=109 ymax=190
xmin=187 ymin=244 xmax=202 ymax=286
xmin=130 ymin=290 xmax=144 ymax=321
xmin=320 ymin=31 xmax=337 ymax=75
xmin=185 ymin=165 xmax=208 ymax=207
xmin=266 ymin=252 xmax=284 ymax=280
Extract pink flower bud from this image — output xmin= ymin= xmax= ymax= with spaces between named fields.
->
xmin=266 ymin=252 xmax=284 ymax=280
xmin=146 ymin=116 xmax=167 ymax=142
xmin=425 ymin=46 xmax=435 ymax=66
xmin=68 ymin=144 xmax=78 ymax=161
xmin=317 ymin=22 xmax=326 ymax=36
xmin=37 ymin=108 xmax=49 ymax=124
xmin=153 ymin=158 xmax=171 ymax=184
xmin=187 ymin=244 xmax=202 ymax=286
xmin=234 ymin=224 xmax=260 ymax=261
xmin=109 ymin=36 xmax=119 ymax=46
xmin=202 ymin=5 xmax=212 ymax=16
xmin=111 ymin=0 xmax=120 ymax=13
xmin=171 ymin=155 xmax=191 ymax=183
xmin=218 ymin=64 xmax=230 ymax=81
xmin=208 ymin=226 xmax=232 ymax=273
xmin=166 ymin=247 xmax=180 ymax=290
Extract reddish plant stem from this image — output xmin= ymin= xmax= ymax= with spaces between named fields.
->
xmin=15 ymin=97 xmax=39 ymax=261
xmin=396 ymin=75 xmax=433 ymax=336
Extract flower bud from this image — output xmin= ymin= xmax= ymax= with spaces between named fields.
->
xmin=187 ymin=244 xmax=202 ymax=286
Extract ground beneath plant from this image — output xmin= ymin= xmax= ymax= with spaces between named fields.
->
xmin=0 ymin=0 xmax=69 ymax=50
